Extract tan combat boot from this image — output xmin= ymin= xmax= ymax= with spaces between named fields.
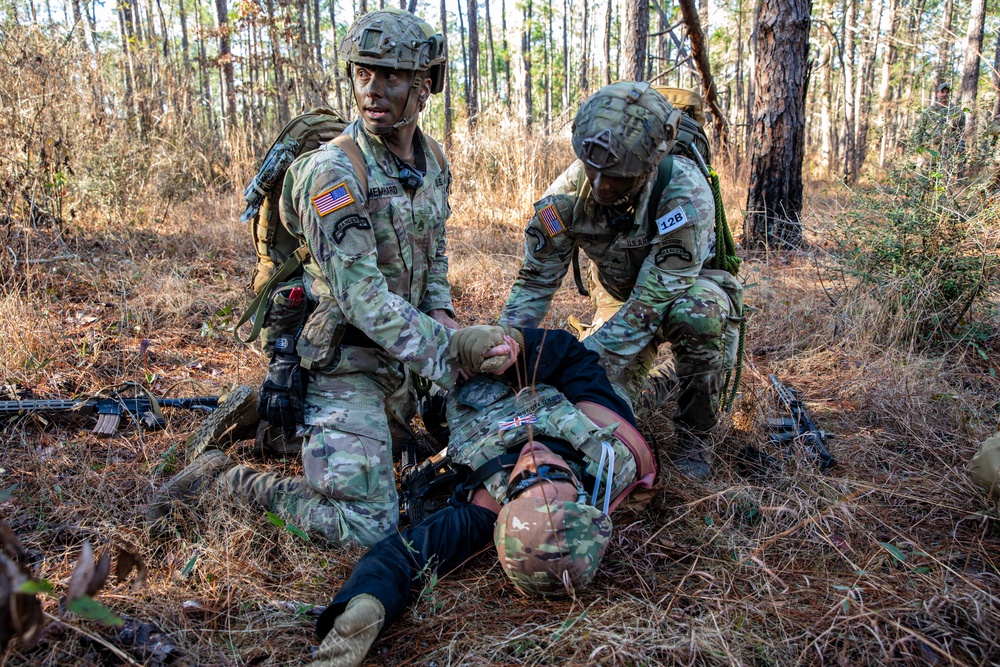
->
xmin=308 ymin=595 xmax=385 ymax=667
xmin=185 ymin=385 xmax=260 ymax=462
xmin=674 ymin=430 xmax=714 ymax=480
xmin=145 ymin=450 xmax=235 ymax=523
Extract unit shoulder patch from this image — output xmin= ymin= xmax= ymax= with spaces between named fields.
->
xmin=312 ymin=182 xmax=355 ymax=217
xmin=538 ymin=203 xmax=566 ymax=237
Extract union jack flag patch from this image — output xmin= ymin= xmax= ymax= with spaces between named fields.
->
xmin=538 ymin=204 xmax=565 ymax=236
xmin=498 ymin=414 xmax=537 ymax=431
xmin=311 ymin=182 xmax=354 ymax=217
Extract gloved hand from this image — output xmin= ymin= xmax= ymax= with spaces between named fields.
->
xmin=257 ymin=334 xmax=308 ymax=439
xmin=450 ymin=325 xmax=523 ymax=374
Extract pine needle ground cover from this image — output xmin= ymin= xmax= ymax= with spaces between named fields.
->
xmin=3 ymin=33 xmax=1000 ymax=667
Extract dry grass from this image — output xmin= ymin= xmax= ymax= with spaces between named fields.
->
xmin=3 ymin=28 xmax=1000 ymax=667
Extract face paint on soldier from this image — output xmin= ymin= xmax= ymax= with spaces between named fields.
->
xmin=583 ymin=165 xmax=647 ymax=206
xmin=352 ymin=65 xmax=432 ymax=156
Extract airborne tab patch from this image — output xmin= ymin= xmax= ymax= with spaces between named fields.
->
xmin=538 ymin=204 xmax=565 ymax=237
xmin=312 ymin=182 xmax=355 ymax=217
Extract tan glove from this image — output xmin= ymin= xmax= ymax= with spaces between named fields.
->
xmin=450 ymin=325 xmax=510 ymax=374
xmin=308 ymin=594 xmax=385 ymax=667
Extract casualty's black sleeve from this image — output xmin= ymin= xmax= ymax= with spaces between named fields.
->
xmin=508 ymin=328 xmax=637 ymax=428
xmin=316 ymin=503 xmax=498 ymax=641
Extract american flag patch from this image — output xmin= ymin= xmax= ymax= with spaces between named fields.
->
xmin=498 ymin=414 xmax=537 ymax=431
xmin=538 ymin=204 xmax=565 ymax=236
xmin=311 ymin=183 xmax=354 ymax=217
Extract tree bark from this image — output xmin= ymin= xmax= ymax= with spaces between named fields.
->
xmin=852 ymin=0 xmax=884 ymax=177
xmin=579 ymin=0 xmax=589 ymax=94
xmin=441 ymin=0 xmax=453 ymax=150
xmin=677 ymin=0 xmax=732 ymax=161
xmin=544 ymin=0 xmax=552 ymax=126
xmin=877 ymin=0 xmax=900 ymax=167
xmin=264 ymin=0 xmax=290 ymax=125
xmin=602 ymin=0 xmax=611 ymax=86
xmin=622 ymin=0 xmax=648 ymax=81
xmin=502 ymin=0 xmax=512 ymax=106
xmin=992 ymin=29 xmax=1000 ymax=121
xmin=934 ymin=0 xmax=953 ymax=92
xmin=485 ymin=0 xmax=497 ymax=102
xmin=744 ymin=0 xmax=811 ymax=250
xmin=957 ymin=0 xmax=986 ymax=149
xmin=523 ymin=0 xmax=534 ymax=130
xmin=841 ymin=0 xmax=857 ymax=182
xmin=467 ymin=0 xmax=480 ymax=128
xmin=562 ymin=0 xmax=569 ymax=110
xmin=329 ymin=0 xmax=344 ymax=113
xmin=215 ymin=0 xmax=238 ymax=133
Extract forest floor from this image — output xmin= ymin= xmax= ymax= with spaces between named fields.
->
xmin=2 ymin=131 xmax=1000 ymax=666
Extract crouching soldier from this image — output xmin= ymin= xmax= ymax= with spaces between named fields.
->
xmin=306 ymin=327 xmax=657 ymax=667
xmin=500 ymin=82 xmax=743 ymax=479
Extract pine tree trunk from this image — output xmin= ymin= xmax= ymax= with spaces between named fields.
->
xmin=485 ymin=0 xmax=497 ymax=103
xmin=934 ymin=0 xmax=953 ymax=92
xmin=622 ymin=0 xmax=648 ymax=81
xmin=562 ymin=0 xmax=569 ymax=110
xmin=877 ymin=0 xmax=900 ymax=167
xmin=215 ymin=0 xmax=238 ymax=134
xmin=602 ymin=0 xmax=611 ymax=86
xmin=502 ymin=0 xmax=512 ymax=106
xmin=958 ymin=0 xmax=986 ymax=149
xmin=544 ymin=0 xmax=552 ymax=126
xmin=841 ymin=0 xmax=857 ymax=182
xmin=579 ymin=0 xmax=589 ymax=94
xmin=441 ymin=0 xmax=453 ymax=149
xmin=265 ymin=0 xmax=290 ymax=125
xmin=852 ymin=0 xmax=883 ymax=177
xmin=467 ymin=0 xmax=479 ymax=128
xmin=523 ymin=0 xmax=534 ymax=130
xmin=992 ymin=30 xmax=1000 ymax=121
xmin=743 ymin=0 xmax=811 ymax=250
xmin=678 ymin=0 xmax=731 ymax=160
xmin=329 ymin=0 xmax=344 ymax=113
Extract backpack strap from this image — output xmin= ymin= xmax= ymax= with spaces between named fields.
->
xmin=424 ymin=134 xmax=447 ymax=172
xmin=235 ymin=244 xmax=311 ymax=344
xmin=331 ymin=134 xmax=369 ymax=196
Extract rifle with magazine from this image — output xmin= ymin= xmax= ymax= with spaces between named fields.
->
xmin=400 ymin=438 xmax=465 ymax=527
xmin=766 ymin=374 xmax=837 ymax=471
xmin=0 ymin=391 xmax=219 ymax=435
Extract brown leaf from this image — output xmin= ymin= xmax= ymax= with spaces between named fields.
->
xmin=85 ymin=549 xmax=111 ymax=597
xmin=10 ymin=591 xmax=43 ymax=650
xmin=65 ymin=541 xmax=95 ymax=603
xmin=115 ymin=542 xmax=147 ymax=591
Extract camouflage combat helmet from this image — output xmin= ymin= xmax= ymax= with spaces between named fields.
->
xmin=339 ymin=8 xmax=447 ymax=93
xmin=571 ymin=81 xmax=682 ymax=177
xmin=494 ymin=495 xmax=613 ymax=598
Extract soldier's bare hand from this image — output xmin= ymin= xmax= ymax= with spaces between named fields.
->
xmin=428 ymin=309 xmax=459 ymax=330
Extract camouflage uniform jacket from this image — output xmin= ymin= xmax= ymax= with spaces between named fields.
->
xmin=279 ymin=121 xmax=460 ymax=388
xmin=910 ymin=102 xmax=966 ymax=156
xmin=501 ymin=156 xmax=733 ymax=380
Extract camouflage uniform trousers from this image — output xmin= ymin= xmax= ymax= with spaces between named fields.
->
xmin=583 ymin=262 xmax=738 ymax=434
xmin=217 ymin=362 xmax=415 ymax=547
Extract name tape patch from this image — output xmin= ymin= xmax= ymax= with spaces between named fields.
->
xmin=312 ymin=182 xmax=355 ymax=217
xmin=367 ymin=184 xmax=402 ymax=199
xmin=655 ymin=206 xmax=688 ymax=236
xmin=538 ymin=204 xmax=565 ymax=236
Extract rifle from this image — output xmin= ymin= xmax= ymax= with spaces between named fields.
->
xmin=767 ymin=375 xmax=837 ymax=471
xmin=400 ymin=439 xmax=465 ymax=527
xmin=0 ymin=394 xmax=219 ymax=435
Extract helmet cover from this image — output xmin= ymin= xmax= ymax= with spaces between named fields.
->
xmin=572 ymin=81 xmax=680 ymax=177
xmin=340 ymin=8 xmax=446 ymax=88
xmin=494 ymin=496 xmax=612 ymax=598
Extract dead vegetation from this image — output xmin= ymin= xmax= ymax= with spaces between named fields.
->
xmin=2 ymin=27 xmax=1000 ymax=667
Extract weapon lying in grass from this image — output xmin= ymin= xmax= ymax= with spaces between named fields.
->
xmin=400 ymin=438 xmax=465 ymax=527
xmin=766 ymin=374 xmax=837 ymax=471
xmin=0 ymin=393 xmax=219 ymax=435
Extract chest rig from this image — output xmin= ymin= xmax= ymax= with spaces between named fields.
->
xmin=445 ymin=376 xmax=639 ymax=507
